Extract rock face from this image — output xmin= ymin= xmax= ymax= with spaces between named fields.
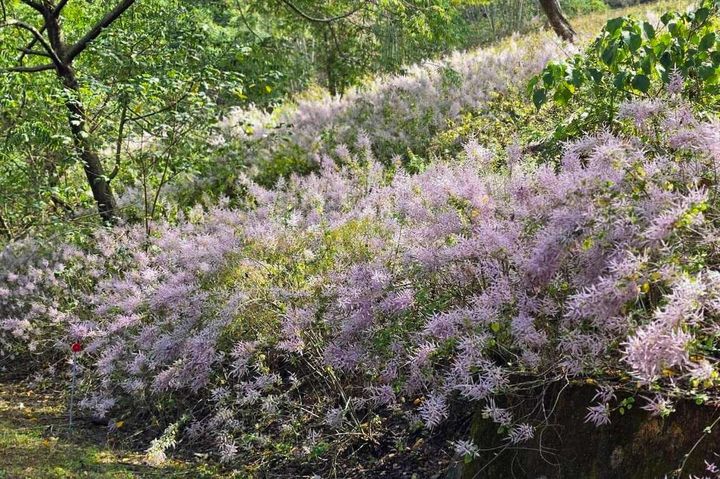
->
xmin=454 ymin=384 xmax=720 ymax=479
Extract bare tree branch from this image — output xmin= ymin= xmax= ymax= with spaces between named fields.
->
xmin=278 ymin=0 xmax=366 ymax=24
xmin=16 ymin=0 xmax=67 ymax=64
xmin=236 ymin=2 xmax=264 ymax=42
xmin=19 ymin=0 xmax=45 ymax=14
xmin=0 ymin=19 xmax=63 ymax=68
xmin=53 ymin=0 xmax=70 ymax=16
xmin=17 ymin=23 xmax=46 ymax=64
xmin=5 ymin=63 xmax=55 ymax=72
xmin=17 ymin=47 xmax=49 ymax=57
xmin=64 ymin=0 xmax=137 ymax=62
xmin=109 ymin=102 xmax=128 ymax=182
xmin=538 ymin=0 xmax=575 ymax=42
xmin=0 ymin=210 xmax=11 ymax=241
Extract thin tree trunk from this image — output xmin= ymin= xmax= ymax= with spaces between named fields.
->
xmin=59 ymin=65 xmax=118 ymax=223
xmin=538 ymin=0 xmax=576 ymax=42
xmin=323 ymin=29 xmax=338 ymax=97
xmin=23 ymin=2 xmax=126 ymax=225
xmin=0 ymin=211 xmax=11 ymax=240
xmin=483 ymin=5 xmax=496 ymax=37
xmin=327 ymin=58 xmax=338 ymax=97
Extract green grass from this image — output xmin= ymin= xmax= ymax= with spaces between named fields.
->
xmin=0 ymin=384 xmax=223 ymax=479
xmin=571 ymin=0 xmax=695 ymax=38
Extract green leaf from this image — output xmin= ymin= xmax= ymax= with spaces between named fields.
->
xmin=632 ymin=74 xmax=651 ymax=93
xmin=699 ymin=32 xmax=716 ymax=51
xmin=542 ymin=70 xmax=555 ymax=88
xmin=640 ymin=56 xmax=653 ymax=74
xmin=528 ymin=76 xmax=540 ymax=93
xmin=643 ymin=21 xmax=655 ymax=39
xmin=711 ymin=51 xmax=720 ymax=66
xmin=605 ymin=17 xmax=624 ymax=35
xmin=553 ymin=84 xmax=573 ymax=105
xmin=660 ymin=51 xmax=673 ymax=69
xmin=613 ymin=71 xmax=628 ymax=88
xmin=627 ymin=32 xmax=642 ymax=51
xmin=589 ymin=68 xmax=603 ymax=83
xmin=694 ymin=7 xmax=710 ymax=25
xmin=601 ymin=44 xmax=618 ymax=66
xmin=532 ymin=88 xmax=547 ymax=109
xmin=653 ymin=36 xmax=669 ymax=56
xmin=570 ymin=67 xmax=585 ymax=87
xmin=699 ymin=64 xmax=716 ymax=80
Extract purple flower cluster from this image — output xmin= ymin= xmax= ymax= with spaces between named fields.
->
xmin=218 ymin=36 xmax=564 ymax=171
xmin=3 ymin=96 xmax=720 ymax=456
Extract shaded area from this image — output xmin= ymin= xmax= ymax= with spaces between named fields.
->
xmin=457 ymin=384 xmax=720 ymax=479
xmin=0 ymin=382 xmax=218 ymax=479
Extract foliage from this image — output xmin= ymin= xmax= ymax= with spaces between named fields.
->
xmin=4 ymin=88 xmax=720 ymax=475
xmin=0 ymin=0 xmax=606 ymax=241
xmin=3 ymin=1 xmax=720 ymax=477
xmin=530 ymin=0 xmax=720 ymax=143
xmin=216 ymin=33 xmax=563 ymax=189
xmin=427 ymin=88 xmax=563 ymax=162
xmin=0 ymin=0 xmax=242 ymax=235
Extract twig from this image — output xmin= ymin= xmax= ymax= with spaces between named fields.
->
xmin=676 ymin=412 xmax=720 ymax=477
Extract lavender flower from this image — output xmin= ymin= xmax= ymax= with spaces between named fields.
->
xmin=641 ymin=394 xmax=674 ymax=417
xmin=507 ymin=423 xmax=534 ymax=444
xmin=585 ymin=403 xmax=611 ymax=427
xmin=453 ymin=439 xmax=479 ymax=458
xmin=419 ymin=392 xmax=448 ymax=429
xmin=667 ymin=69 xmax=684 ymax=95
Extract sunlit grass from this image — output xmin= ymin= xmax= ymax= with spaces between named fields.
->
xmin=0 ymin=384 xmax=223 ymax=479
xmin=573 ymin=0 xmax=695 ymax=38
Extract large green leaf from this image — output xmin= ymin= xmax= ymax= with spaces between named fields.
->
xmin=631 ymin=74 xmax=650 ymax=93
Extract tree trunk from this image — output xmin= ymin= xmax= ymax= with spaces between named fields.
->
xmin=323 ymin=28 xmax=338 ymax=97
xmin=59 ymin=65 xmax=118 ymax=223
xmin=35 ymin=4 xmax=122 ymax=224
xmin=538 ymin=0 xmax=576 ymax=42
xmin=0 ymin=211 xmax=10 ymax=241
xmin=327 ymin=58 xmax=338 ymax=97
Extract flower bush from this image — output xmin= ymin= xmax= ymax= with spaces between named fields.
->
xmin=213 ymin=33 xmax=567 ymax=189
xmin=3 ymin=4 xmax=720 ymax=474
xmin=531 ymin=1 xmax=720 ymax=145
xmin=3 ymin=89 xmax=720 ymax=467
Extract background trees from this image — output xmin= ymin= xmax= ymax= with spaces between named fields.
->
xmin=1 ymin=0 xmax=241 ymax=233
xmin=0 ymin=0 xmax=596 ymax=240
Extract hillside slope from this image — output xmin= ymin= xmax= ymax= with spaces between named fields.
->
xmin=1 ymin=2 xmax=714 ymax=479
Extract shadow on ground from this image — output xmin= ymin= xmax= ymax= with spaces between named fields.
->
xmin=0 ymin=382 xmax=218 ymax=479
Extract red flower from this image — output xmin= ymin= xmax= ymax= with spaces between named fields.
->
xmin=71 ymin=342 xmax=82 ymax=353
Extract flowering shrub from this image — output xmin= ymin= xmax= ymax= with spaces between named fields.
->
xmin=2 ymin=4 xmax=720 ymax=472
xmin=0 ymin=241 xmax=82 ymax=371
xmin=3 ymin=88 xmax=720 ymax=470
xmin=531 ymin=1 xmax=720 ymax=144
xmin=214 ymin=33 xmax=566 ymax=189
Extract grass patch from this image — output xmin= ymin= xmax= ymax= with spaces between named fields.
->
xmin=0 ymin=383 xmax=223 ymax=479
